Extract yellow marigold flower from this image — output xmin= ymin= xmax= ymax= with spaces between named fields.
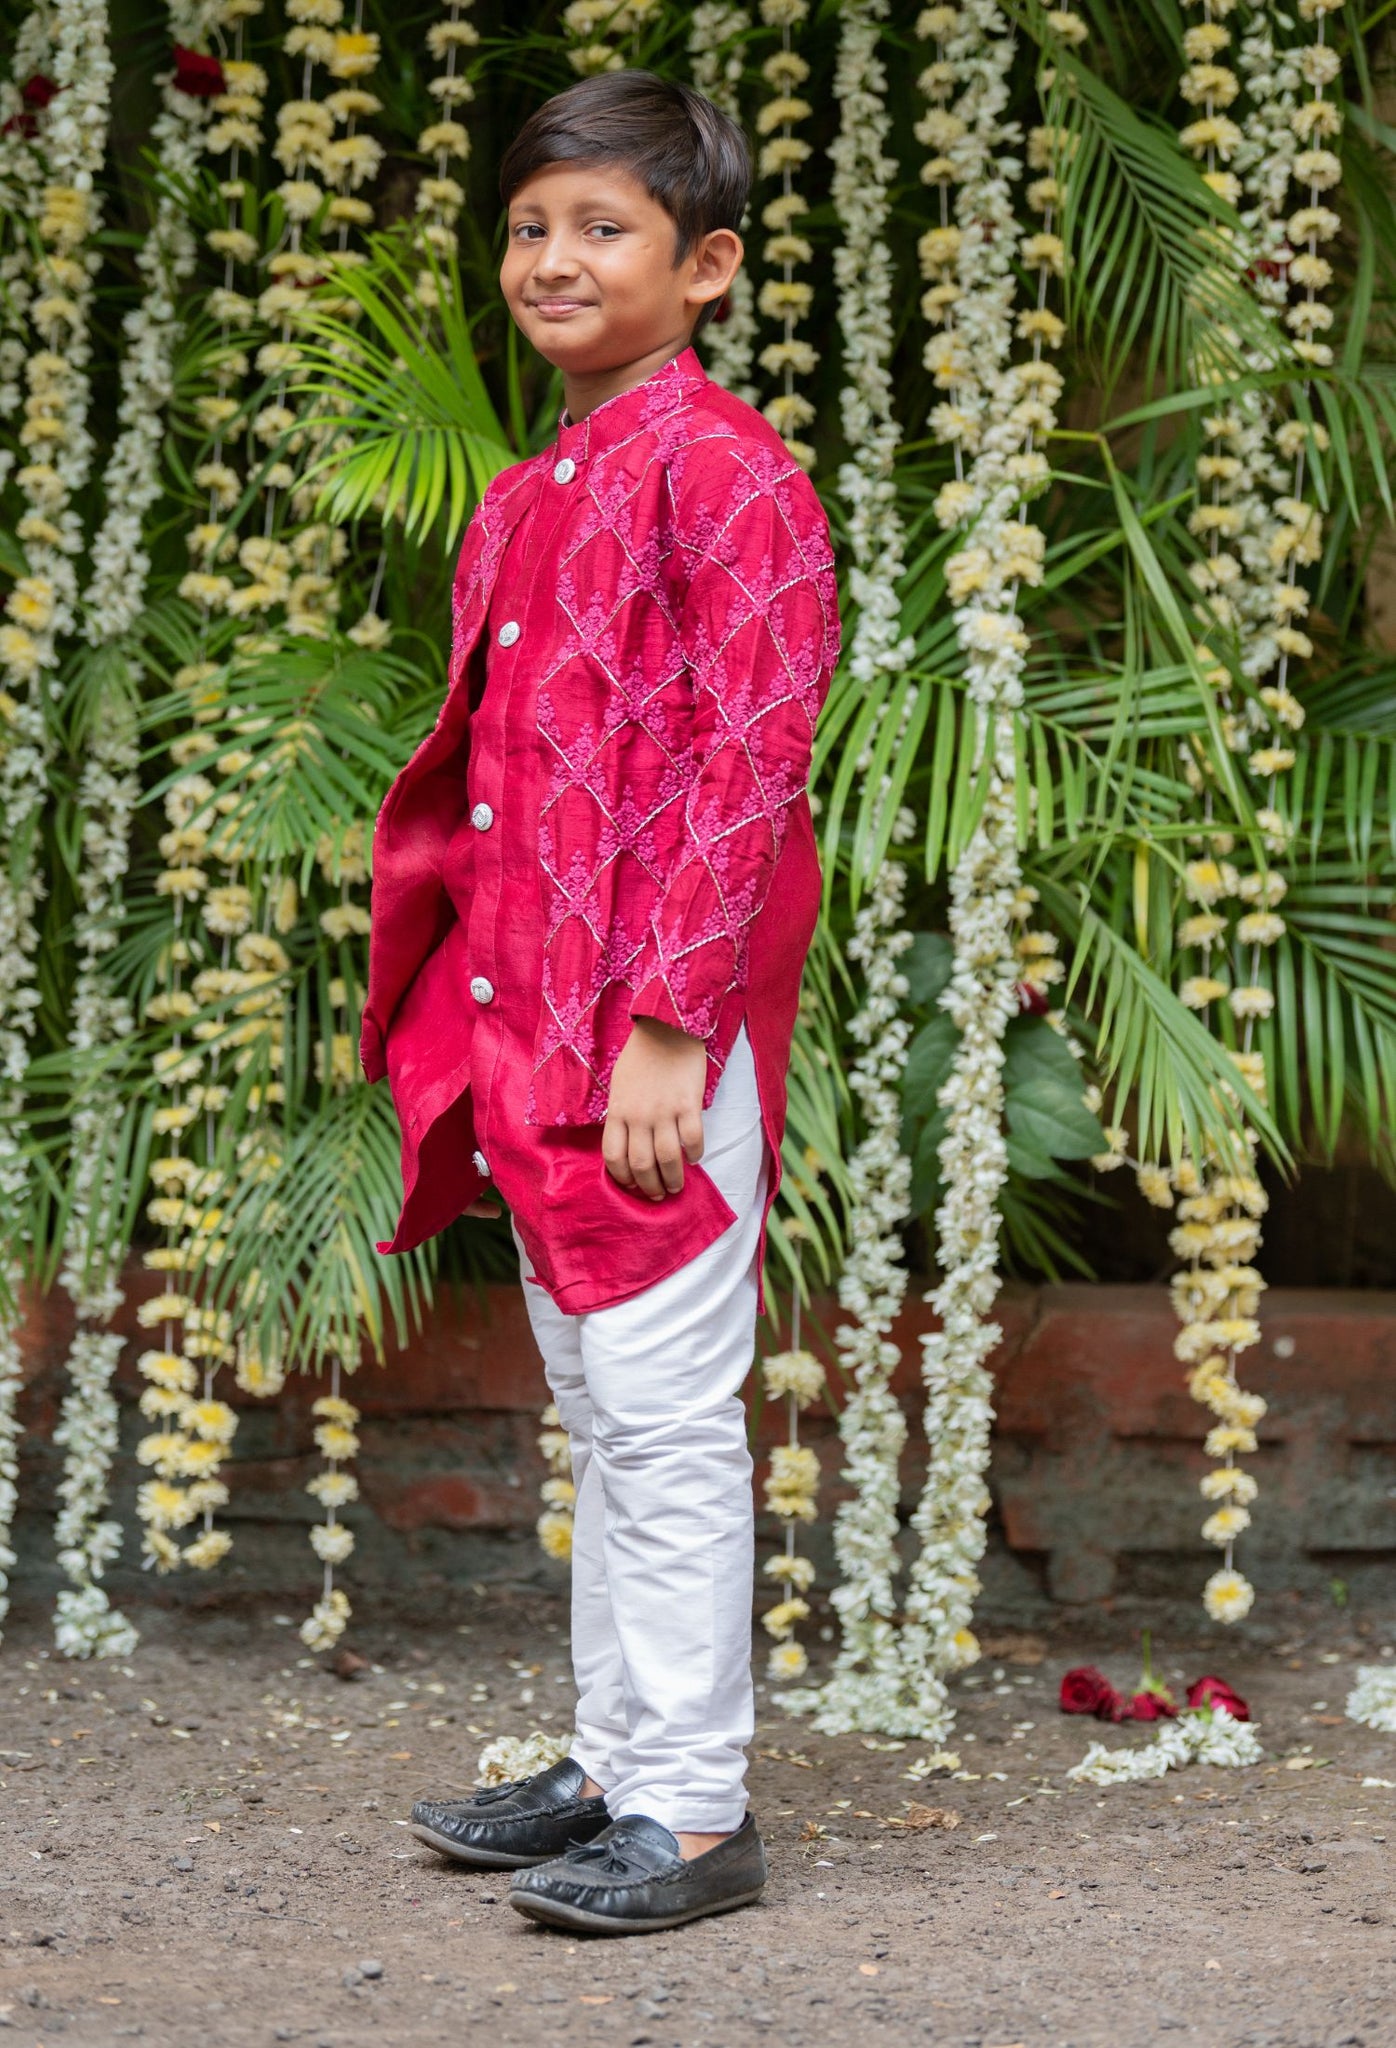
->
xmin=761 ymin=1596 xmax=811 ymax=1640
xmin=137 ymin=1431 xmax=189 ymax=1477
xmin=184 ymin=1529 xmax=234 ymax=1570
xmin=138 ymin=1480 xmax=198 ymax=1532
xmin=1136 ymin=1164 xmax=1175 ymax=1209
xmin=1202 ymin=1504 xmax=1251 ymax=1545
xmin=1203 ymin=1568 xmax=1255 ymax=1623
xmin=537 ymin=1509 xmax=574 ymax=1560
xmin=1183 ymin=21 xmax=1231 ymax=57
xmin=1021 ymin=231 xmax=1066 ymax=275
xmin=1017 ymin=307 xmax=1066 ymax=348
xmin=188 ymin=1400 xmax=238 ymax=1445
xmin=1201 ymin=1466 xmax=1258 ymax=1504
xmin=1183 ymin=858 xmax=1239 ymax=907
xmin=1228 ymin=985 xmax=1274 ymax=1021
xmin=307 ymin=1470 xmax=359 ymax=1509
xmin=313 ymin=1394 xmax=361 ymax=1426
xmin=767 ymin=1640 xmax=809 ymax=1681
xmin=1179 ymin=114 xmax=1242 ymax=160
xmin=310 ymin=1522 xmax=355 ymax=1564
xmin=762 ymin=1348 xmax=826 ymax=1407
xmin=763 ymin=1552 xmax=816 ymax=1591
xmin=314 ymin=1422 xmax=361 ymax=1462
xmin=1205 ymin=1424 xmax=1259 ymax=1459
xmin=758 ymin=136 xmax=812 ymax=179
xmin=178 ymin=1438 xmax=225 ymax=1478
xmin=1180 ymin=976 xmax=1228 ymax=1010
xmin=319 ymin=903 xmax=371 ymax=942
xmin=1180 ymin=62 xmax=1240 ymax=107
xmin=1178 ymin=913 xmax=1227 ymax=949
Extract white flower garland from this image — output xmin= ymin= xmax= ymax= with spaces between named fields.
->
xmin=1347 ymin=1666 xmax=1396 ymax=1734
xmin=775 ymin=0 xmax=923 ymax=1733
xmin=562 ymin=0 xmax=655 ymax=75
xmin=1067 ymin=1704 xmax=1263 ymax=1784
xmin=894 ymin=1 xmax=1081 ymax=1738
xmin=0 ymin=0 xmax=113 ymax=1638
xmin=689 ymin=1 xmax=759 ymax=402
xmin=791 ymin=854 xmax=915 ymax=1728
xmin=51 ymin=6 xmax=220 ymax=1660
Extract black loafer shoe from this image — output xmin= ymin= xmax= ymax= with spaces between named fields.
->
xmin=409 ymin=1756 xmax=610 ymax=1868
xmin=509 ymin=1812 xmax=766 ymax=1934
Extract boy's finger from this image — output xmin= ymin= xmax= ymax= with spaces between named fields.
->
xmin=603 ymin=1115 xmax=636 ymax=1187
xmin=627 ymin=1127 xmax=665 ymax=1201
xmin=677 ymin=1107 xmax=705 ymax=1163
xmin=654 ymin=1123 xmax=685 ymax=1195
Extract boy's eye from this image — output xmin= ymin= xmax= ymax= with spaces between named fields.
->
xmin=513 ymin=223 xmax=544 ymax=240
xmin=587 ymin=223 xmax=622 ymax=239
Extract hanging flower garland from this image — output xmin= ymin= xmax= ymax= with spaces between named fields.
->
xmin=535 ymin=1403 xmax=576 ymax=1563
xmin=50 ymin=9 xmax=222 ymax=1660
xmin=1139 ymin=0 xmax=1342 ymax=1628
xmin=754 ymin=0 xmax=817 ymax=470
xmin=689 ymin=1 xmax=759 ymax=401
xmin=780 ymin=0 xmax=923 ymax=1734
xmin=0 ymin=1 xmax=56 ymax=1641
xmin=413 ymin=0 xmax=478 ymax=311
xmin=759 ymin=1243 xmax=827 ymax=1686
xmin=0 ymin=0 xmax=114 ymax=1638
xmin=300 ymin=1366 xmax=359 ymax=1650
xmin=894 ymin=0 xmax=1083 ymax=1739
xmin=561 ymin=0 xmax=655 ymax=76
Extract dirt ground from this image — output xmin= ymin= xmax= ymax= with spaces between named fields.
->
xmin=2 ymin=1587 xmax=1395 ymax=2048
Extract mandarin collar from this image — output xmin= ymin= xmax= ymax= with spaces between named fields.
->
xmin=554 ymin=345 xmax=708 ymax=466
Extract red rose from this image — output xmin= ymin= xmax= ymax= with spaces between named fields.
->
xmin=173 ymin=45 xmax=226 ymax=97
xmin=1128 ymin=1690 xmax=1178 ymax=1721
xmin=1015 ymin=980 xmax=1050 ymax=1016
xmin=1060 ymin=1666 xmax=1127 ymax=1720
xmin=2 ymin=72 xmax=57 ymax=135
xmin=1187 ymin=1675 xmax=1249 ymax=1720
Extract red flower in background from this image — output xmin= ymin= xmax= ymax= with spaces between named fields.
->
xmin=1127 ymin=1690 xmax=1178 ymax=1721
xmin=1187 ymin=1675 xmax=1250 ymax=1721
xmin=1060 ymin=1666 xmax=1128 ymax=1721
xmin=2 ymin=72 xmax=58 ymax=136
xmin=173 ymin=46 xmax=225 ymax=97
xmin=1015 ymin=980 xmax=1051 ymax=1016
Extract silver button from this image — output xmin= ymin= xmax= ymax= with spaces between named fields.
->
xmin=469 ymin=975 xmax=495 ymax=1004
xmin=496 ymin=619 xmax=520 ymax=647
xmin=553 ymin=457 xmax=576 ymax=485
xmin=471 ymin=801 xmax=494 ymax=830
xmin=471 ymin=1148 xmax=490 ymax=1177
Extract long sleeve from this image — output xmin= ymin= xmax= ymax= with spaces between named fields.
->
xmin=629 ymin=442 xmax=841 ymax=1040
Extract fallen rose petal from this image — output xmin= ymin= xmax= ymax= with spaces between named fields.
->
xmin=1187 ymin=1675 xmax=1250 ymax=1720
xmin=1128 ymin=1691 xmax=1178 ymax=1721
xmin=1060 ymin=1666 xmax=1118 ymax=1717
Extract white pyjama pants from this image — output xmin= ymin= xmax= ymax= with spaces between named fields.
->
xmin=510 ymin=1020 xmax=769 ymax=1835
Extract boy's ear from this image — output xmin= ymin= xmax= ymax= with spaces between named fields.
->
xmin=686 ymin=226 xmax=744 ymax=314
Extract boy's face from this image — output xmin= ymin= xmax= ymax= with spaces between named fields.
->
xmin=501 ymin=162 xmax=740 ymax=380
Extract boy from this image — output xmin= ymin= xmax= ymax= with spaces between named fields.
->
xmin=360 ymin=69 xmax=840 ymax=1935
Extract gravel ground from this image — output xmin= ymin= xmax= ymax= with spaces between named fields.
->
xmin=3 ymin=1589 xmax=1395 ymax=2048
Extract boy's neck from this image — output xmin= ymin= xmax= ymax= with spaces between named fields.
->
xmin=561 ymin=334 xmax=694 ymax=427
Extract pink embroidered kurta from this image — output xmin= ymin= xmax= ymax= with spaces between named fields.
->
xmin=361 ymin=344 xmax=841 ymax=1314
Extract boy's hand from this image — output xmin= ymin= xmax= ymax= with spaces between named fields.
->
xmin=603 ymin=1017 xmax=707 ymax=1199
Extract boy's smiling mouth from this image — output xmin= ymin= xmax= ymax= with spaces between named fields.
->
xmin=528 ymin=296 xmax=596 ymax=317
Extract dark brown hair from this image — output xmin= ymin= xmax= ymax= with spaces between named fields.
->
xmin=498 ymin=71 xmax=750 ymax=334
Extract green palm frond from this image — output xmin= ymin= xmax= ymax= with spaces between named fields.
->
xmin=1042 ymin=878 xmax=1285 ymax=1171
xmin=287 ymin=234 xmax=516 ymax=545
xmin=201 ymin=1084 xmax=437 ymax=1369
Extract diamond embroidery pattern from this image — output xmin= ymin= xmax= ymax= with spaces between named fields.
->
xmin=364 ymin=349 xmax=840 ymax=1131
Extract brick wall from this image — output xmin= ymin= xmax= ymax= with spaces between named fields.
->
xmin=12 ymin=1270 xmax=1396 ymax=1608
